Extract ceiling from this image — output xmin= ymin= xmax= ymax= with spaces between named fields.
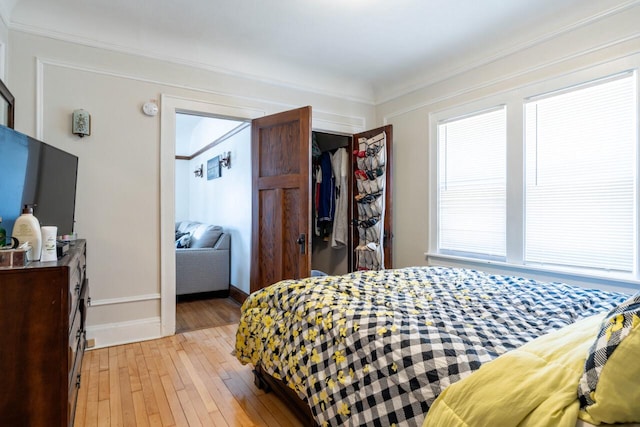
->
xmin=3 ymin=0 xmax=637 ymax=103
xmin=175 ymin=113 xmax=246 ymax=157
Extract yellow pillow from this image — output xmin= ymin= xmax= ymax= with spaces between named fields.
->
xmin=577 ymin=293 xmax=640 ymax=424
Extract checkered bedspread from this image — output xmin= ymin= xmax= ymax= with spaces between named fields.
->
xmin=234 ymin=267 xmax=627 ymax=427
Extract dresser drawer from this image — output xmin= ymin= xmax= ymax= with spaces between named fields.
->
xmin=68 ymin=367 xmax=81 ymax=427
xmin=68 ymin=307 xmax=82 ymax=384
xmin=68 ymin=251 xmax=86 ymax=329
xmin=79 ymin=278 xmax=89 ymax=330
xmin=68 ymin=328 xmax=84 ymax=427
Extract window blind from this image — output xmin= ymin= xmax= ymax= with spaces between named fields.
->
xmin=438 ymin=107 xmax=507 ymax=258
xmin=524 ymin=73 xmax=636 ymax=272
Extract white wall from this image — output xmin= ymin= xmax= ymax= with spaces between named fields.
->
xmin=7 ymin=30 xmax=375 ymax=347
xmin=0 ymin=16 xmax=7 ymax=80
xmin=377 ymin=4 xmax=640 ymax=294
xmin=174 ymin=159 xmax=190 ymax=222
xmin=187 ymin=125 xmax=252 ymax=294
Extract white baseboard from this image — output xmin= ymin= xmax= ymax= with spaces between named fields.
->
xmin=85 ymin=317 xmax=162 ymax=349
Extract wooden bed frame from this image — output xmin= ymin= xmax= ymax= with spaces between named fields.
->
xmin=253 ymin=364 xmax=319 ymax=426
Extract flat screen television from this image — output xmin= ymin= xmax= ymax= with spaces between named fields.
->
xmin=0 ymin=125 xmax=78 ymax=240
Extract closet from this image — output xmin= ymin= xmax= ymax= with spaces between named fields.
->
xmin=250 ymin=106 xmax=392 ymax=292
xmin=311 ymin=132 xmax=351 ymax=275
xmin=312 ymin=127 xmax=393 ymax=276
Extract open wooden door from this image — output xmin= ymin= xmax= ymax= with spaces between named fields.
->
xmin=250 ymin=106 xmax=312 ymax=293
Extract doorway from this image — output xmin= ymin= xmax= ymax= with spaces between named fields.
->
xmin=160 ymin=97 xmax=373 ymax=336
xmin=249 ymin=106 xmax=393 ymax=294
xmin=311 ymin=131 xmax=352 ymax=276
xmin=160 ymin=95 xmax=266 ymax=337
xmin=174 ymin=112 xmax=250 ymax=333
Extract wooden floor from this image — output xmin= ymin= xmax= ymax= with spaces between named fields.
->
xmin=175 ymin=296 xmax=243 ymax=334
xmin=75 ymin=298 xmax=303 ymax=427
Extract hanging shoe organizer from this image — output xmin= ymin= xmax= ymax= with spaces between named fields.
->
xmin=353 ymin=131 xmax=386 ymax=271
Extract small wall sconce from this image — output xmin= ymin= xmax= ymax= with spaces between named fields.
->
xmin=193 ymin=164 xmax=203 ymax=178
xmin=72 ymin=109 xmax=91 ymax=137
xmin=220 ymin=151 xmax=231 ymax=169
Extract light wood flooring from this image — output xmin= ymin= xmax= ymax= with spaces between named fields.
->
xmin=75 ymin=298 xmax=303 ymax=427
xmin=175 ymin=296 xmax=243 ymax=334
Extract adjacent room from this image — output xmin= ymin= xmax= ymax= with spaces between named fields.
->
xmin=173 ymin=112 xmax=248 ymax=333
xmin=0 ymin=0 xmax=639 ymax=426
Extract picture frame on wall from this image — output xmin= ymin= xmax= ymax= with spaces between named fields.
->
xmin=207 ymin=155 xmax=221 ymax=180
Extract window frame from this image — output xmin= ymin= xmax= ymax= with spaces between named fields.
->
xmin=436 ymin=105 xmax=508 ymax=261
xmin=428 ymin=57 xmax=640 ymax=290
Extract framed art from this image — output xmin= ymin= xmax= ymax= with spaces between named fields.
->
xmin=207 ymin=155 xmax=221 ymax=180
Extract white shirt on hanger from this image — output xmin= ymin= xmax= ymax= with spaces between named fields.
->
xmin=330 ymin=147 xmax=349 ymax=248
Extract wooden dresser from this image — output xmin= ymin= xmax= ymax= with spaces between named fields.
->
xmin=0 ymin=240 xmax=88 ymax=426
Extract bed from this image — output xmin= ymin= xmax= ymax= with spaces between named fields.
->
xmin=234 ymin=266 xmax=639 ymax=426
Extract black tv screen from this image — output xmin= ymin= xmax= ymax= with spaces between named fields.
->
xmin=0 ymin=125 xmax=78 ymax=239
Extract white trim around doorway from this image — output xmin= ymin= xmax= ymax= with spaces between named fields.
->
xmin=159 ymin=96 xmax=368 ymax=337
xmin=159 ymin=95 xmax=266 ymax=337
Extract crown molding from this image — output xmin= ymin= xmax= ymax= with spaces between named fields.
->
xmin=0 ymin=0 xmax=16 ymax=30
xmin=35 ymin=57 xmax=367 ymax=141
xmin=382 ymin=33 xmax=640 ymax=122
xmin=375 ymin=0 xmax=640 ymax=105
xmin=15 ymin=0 xmax=640 ymax=108
xmin=11 ymin=22 xmax=376 ymax=105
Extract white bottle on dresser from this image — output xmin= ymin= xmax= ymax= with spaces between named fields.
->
xmin=12 ymin=205 xmax=42 ymax=261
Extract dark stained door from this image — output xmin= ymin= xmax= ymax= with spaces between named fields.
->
xmin=352 ymin=125 xmax=393 ymax=270
xmin=250 ymin=106 xmax=312 ymax=293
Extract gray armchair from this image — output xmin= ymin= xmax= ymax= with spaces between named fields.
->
xmin=175 ymin=221 xmax=230 ymax=296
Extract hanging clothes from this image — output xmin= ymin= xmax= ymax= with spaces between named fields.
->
xmin=313 ymin=163 xmax=321 ymax=237
xmin=312 ymin=133 xmax=322 ymax=158
xmin=331 ymin=147 xmax=348 ymax=248
xmin=316 ymin=152 xmax=335 ymax=240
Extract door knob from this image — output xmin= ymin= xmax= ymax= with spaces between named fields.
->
xmin=297 ymin=234 xmax=306 ymax=254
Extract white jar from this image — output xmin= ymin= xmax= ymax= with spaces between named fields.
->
xmin=12 ymin=205 xmax=42 ymax=261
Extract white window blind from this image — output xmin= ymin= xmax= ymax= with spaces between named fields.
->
xmin=438 ymin=107 xmax=507 ymax=258
xmin=524 ymin=73 xmax=636 ymax=272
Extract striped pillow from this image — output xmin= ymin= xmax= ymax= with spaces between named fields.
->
xmin=577 ymin=292 xmax=640 ymax=423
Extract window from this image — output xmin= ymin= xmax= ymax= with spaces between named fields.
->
xmin=437 ymin=107 xmax=506 ymax=258
xmin=524 ymin=73 xmax=636 ymax=272
xmin=432 ymin=68 xmax=639 ymax=282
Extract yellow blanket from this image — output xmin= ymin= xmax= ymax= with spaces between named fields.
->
xmin=424 ymin=314 xmax=606 ymax=427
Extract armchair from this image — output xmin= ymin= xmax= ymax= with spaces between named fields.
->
xmin=175 ymin=221 xmax=230 ymax=296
